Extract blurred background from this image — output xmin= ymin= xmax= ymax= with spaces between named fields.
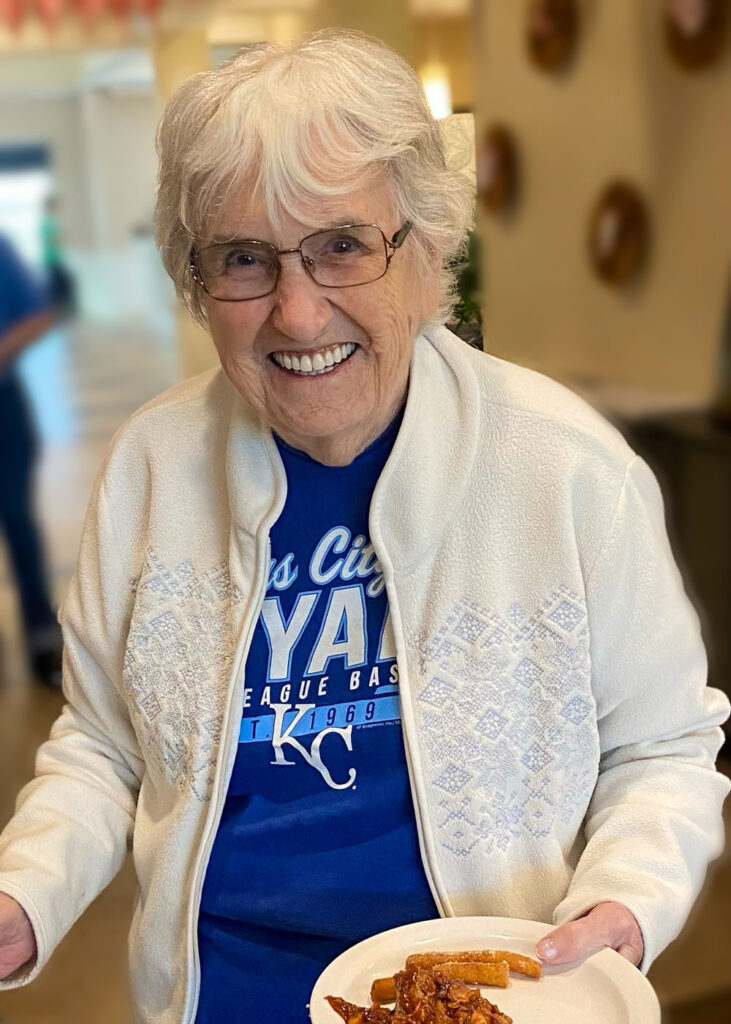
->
xmin=0 ymin=0 xmax=729 ymax=1021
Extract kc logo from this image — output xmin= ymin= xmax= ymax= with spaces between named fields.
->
xmin=269 ymin=703 xmax=357 ymax=790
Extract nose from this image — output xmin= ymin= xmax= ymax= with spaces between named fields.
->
xmin=269 ymin=253 xmax=333 ymax=341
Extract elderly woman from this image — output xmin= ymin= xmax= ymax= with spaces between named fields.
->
xmin=0 ymin=28 xmax=728 ymax=1024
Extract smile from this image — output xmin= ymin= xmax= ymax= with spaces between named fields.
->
xmin=270 ymin=342 xmax=357 ymax=376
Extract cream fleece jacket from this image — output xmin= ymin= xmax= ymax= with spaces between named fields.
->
xmin=0 ymin=325 xmax=728 ymax=1023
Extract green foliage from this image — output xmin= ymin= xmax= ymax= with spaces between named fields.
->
xmin=447 ymin=230 xmax=483 ymax=347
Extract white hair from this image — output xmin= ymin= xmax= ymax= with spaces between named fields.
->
xmin=154 ymin=28 xmax=474 ymax=327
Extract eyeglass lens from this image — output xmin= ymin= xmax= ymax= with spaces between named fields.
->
xmin=196 ymin=225 xmax=389 ymax=300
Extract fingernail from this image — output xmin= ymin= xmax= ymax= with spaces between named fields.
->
xmin=537 ymin=939 xmax=557 ymax=960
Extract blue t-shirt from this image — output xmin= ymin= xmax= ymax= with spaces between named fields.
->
xmin=196 ymin=414 xmax=437 ymax=1024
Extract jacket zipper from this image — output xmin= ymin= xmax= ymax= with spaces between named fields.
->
xmin=183 ymin=536 xmax=271 ymax=1024
xmin=377 ymin=554 xmax=450 ymax=921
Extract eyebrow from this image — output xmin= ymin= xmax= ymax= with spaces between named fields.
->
xmin=321 ymin=216 xmax=363 ymax=230
xmin=210 ymin=217 xmax=365 ymax=244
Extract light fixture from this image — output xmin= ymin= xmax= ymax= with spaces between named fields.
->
xmin=419 ymin=60 xmax=453 ymax=119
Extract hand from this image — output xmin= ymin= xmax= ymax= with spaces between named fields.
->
xmin=536 ymin=901 xmax=644 ymax=967
xmin=0 ymin=892 xmax=37 ymax=980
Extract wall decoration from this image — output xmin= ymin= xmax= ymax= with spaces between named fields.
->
xmin=0 ymin=0 xmax=168 ymax=30
xmin=33 ymin=0 xmax=64 ymax=29
xmin=665 ymin=0 xmax=728 ymax=70
xmin=526 ymin=0 xmax=579 ymax=72
xmin=588 ymin=182 xmax=650 ymax=287
xmin=0 ymin=0 xmax=24 ymax=31
xmin=477 ymin=125 xmax=519 ymax=213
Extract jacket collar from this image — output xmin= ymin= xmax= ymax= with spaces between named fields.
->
xmin=370 ymin=326 xmax=481 ymax=570
xmin=224 ymin=325 xmax=481 ymax=568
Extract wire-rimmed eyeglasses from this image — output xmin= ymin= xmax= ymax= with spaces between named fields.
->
xmin=189 ymin=222 xmax=413 ymax=302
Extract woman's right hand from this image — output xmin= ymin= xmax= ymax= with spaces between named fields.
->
xmin=0 ymin=891 xmax=37 ymax=980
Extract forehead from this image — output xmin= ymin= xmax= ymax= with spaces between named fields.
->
xmin=214 ymin=172 xmax=399 ymax=244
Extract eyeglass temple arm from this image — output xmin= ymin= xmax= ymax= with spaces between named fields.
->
xmin=389 ymin=221 xmax=413 ymax=249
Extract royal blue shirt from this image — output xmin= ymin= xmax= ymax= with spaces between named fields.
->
xmin=196 ymin=413 xmax=437 ymax=1024
xmin=0 ymin=234 xmax=48 ymax=379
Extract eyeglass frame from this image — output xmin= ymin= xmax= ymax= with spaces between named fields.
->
xmin=189 ymin=221 xmax=413 ymax=302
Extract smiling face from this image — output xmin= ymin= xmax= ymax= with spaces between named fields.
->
xmin=201 ymin=173 xmax=439 ymax=466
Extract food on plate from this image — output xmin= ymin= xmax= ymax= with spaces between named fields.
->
xmin=327 ymin=965 xmax=511 ymax=1023
xmin=326 ymin=998 xmax=394 ymax=1024
xmin=370 ymin=977 xmax=398 ymax=1003
xmin=421 ymin=961 xmax=510 ymax=987
xmin=325 ymin=947 xmax=541 ymax=1023
xmin=366 ymin=948 xmax=541 ymax=1005
xmin=405 ymin=950 xmax=541 ymax=980
xmin=370 ymin=961 xmax=509 ymax=1003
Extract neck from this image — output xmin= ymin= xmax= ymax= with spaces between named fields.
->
xmin=276 ymin=392 xmax=406 ymax=467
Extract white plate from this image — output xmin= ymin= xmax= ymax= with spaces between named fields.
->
xmin=309 ymin=916 xmax=660 ymax=1023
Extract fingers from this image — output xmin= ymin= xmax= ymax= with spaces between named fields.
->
xmin=536 ymin=901 xmax=644 ymax=967
xmin=536 ymin=917 xmax=604 ymax=965
xmin=617 ymin=940 xmax=644 ymax=964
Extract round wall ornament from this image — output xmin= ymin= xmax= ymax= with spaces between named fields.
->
xmin=526 ymin=0 xmax=579 ymax=72
xmin=588 ymin=182 xmax=650 ymax=287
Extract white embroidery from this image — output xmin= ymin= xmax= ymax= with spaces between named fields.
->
xmin=408 ymin=586 xmax=598 ymax=857
xmin=123 ymin=549 xmax=243 ymax=801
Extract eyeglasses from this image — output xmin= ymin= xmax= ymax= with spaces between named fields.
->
xmin=189 ymin=221 xmax=413 ymax=302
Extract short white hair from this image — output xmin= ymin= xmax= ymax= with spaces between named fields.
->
xmin=154 ymin=28 xmax=474 ymax=327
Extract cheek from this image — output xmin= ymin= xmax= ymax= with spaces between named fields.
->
xmin=206 ymin=305 xmax=270 ymax=395
xmin=370 ymin=291 xmax=420 ymax=378
xmin=207 ymin=303 xmax=261 ymax=362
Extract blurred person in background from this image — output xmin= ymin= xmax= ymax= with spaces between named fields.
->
xmin=0 ymin=29 xmax=728 ymax=1024
xmin=0 ymin=232 xmax=62 ymax=689
xmin=40 ymin=196 xmax=76 ymax=319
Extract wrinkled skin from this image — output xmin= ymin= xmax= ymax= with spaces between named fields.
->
xmin=204 ymin=173 xmax=439 ymax=467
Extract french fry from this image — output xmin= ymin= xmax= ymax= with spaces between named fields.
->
xmin=370 ymin=976 xmax=397 ymax=1003
xmin=434 ymin=960 xmax=510 ymax=988
xmin=405 ymin=949 xmax=541 ymax=979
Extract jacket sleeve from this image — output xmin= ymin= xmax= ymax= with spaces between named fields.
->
xmin=0 ymin=467 xmax=144 ymax=987
xmin=553 ymin=454 xmax=730 ymax=972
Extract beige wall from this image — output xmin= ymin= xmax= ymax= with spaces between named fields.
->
xmin=415 ymin=16 xmax=475 ymax=112
xmin=475 ymin=0 xmax=731 ymax=398
xmin=314 ymin=0 xmax=415 ymax=61
xmin=80 ymin=89 xmax=159 ymax=249
xmin=151 ymin=28 xmax=216 ymax=378
xmin=0 ymin=96 xmax=93 ymax=249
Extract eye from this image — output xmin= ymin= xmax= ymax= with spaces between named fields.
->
xmin=225 ymin=247 xmax=262 ymax=268
xmin=327 ymin=234 xmax=366 ymax=256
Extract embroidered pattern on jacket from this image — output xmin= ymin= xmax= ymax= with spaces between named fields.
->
xmin=409 ymin=586 xmax=597 ymax=857
xmin=123 ymin=549 xmax=243 ymax=801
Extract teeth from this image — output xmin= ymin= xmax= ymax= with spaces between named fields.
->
xmin=272 ymin=342 xmax=356 ymax=375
